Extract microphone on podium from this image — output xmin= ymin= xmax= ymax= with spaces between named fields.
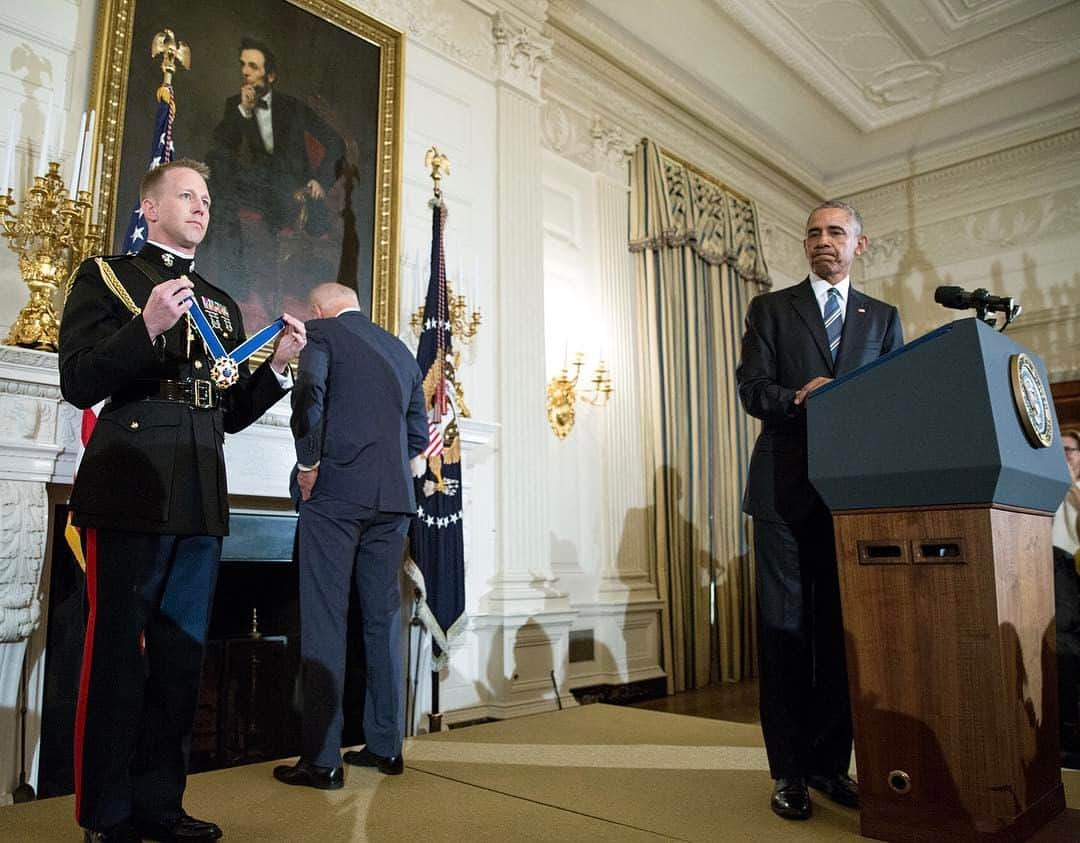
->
xmin=933 ymin=285 xmax=1021 ymax=329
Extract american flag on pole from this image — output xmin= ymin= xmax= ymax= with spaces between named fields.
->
xmin=406 ymin=196 xmax=466 ymax=668
xmin=120 ymin=84 xmax=176 ymax=253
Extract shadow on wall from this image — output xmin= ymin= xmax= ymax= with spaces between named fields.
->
xmin=872 ymin=161 xmax=1080 ymax=345
xmin=472 ymin=612 xmax=562 ymax=715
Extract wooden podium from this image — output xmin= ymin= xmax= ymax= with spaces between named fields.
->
xmin=807 ymin=318 xmax=1072 ymax=842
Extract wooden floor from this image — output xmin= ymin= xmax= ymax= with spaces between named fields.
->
xmin=631 ymin=678 xmax=761 ymax=724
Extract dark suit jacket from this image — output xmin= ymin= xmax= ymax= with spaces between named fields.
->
xmin=291 ymin=310 xmax=428 ymax=514
xmin=737 ymin=278 xmax=904 ymax=523
xmin=59 ymin=244 xmax=287 ymax=535
xmin=208 ymin=90 xmax=344 ymax=233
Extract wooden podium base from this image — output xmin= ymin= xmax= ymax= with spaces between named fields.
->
xmin=833 ymin=504 xmax=1065 ymax=842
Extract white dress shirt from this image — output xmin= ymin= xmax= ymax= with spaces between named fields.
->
xmin=809 ymin=273 xmax=850 ymax=323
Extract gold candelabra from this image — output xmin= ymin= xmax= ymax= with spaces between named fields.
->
xmin=1 ymin=162 xmax=104 ymax=350
xmin=410 ymin=279 xmax=482 ymax=417
xmin=546 ymin=352 xmax=613 ymax=439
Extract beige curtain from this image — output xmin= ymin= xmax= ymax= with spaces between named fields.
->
xmin=630 ymin=139 xmax=770 ymax=691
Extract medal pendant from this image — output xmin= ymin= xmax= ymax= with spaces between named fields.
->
xmin=210 ymin=356 xmax=240 ymax=389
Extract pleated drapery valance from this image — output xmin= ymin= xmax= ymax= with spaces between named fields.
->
xmin=630 ymin=141 xmax=770 ymax=287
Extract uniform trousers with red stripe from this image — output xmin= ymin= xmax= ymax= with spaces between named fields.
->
xmin=75 ymin=529 xmax=221 ymax=832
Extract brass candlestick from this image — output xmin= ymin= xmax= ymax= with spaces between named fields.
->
xmin=410 ymin=279 xmax=482 ymax=417
xmin=1 ymin=162 xmax=103 ymax=350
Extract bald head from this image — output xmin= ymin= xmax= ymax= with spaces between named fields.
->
xmin=310 ymin=282 xmax=359 ymax=318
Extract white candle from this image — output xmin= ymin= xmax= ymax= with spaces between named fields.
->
xmin=38 ymin=90 xmax=53 ymax=177
xmin=68 ymin=111 xmax=85 ymax=199
xmin=79 ymin=110 xmax=95 ymax=192
xmin=3 ymin=112 xmax=16 ymax=191
xmin=55 ymin=109 xmax=66 ymax=170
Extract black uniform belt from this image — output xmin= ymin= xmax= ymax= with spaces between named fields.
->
xmin=113 ymin=379 xmax=220 ymax=409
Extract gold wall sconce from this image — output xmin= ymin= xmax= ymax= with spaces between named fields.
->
xmin=546 ymin=352 xmax=613 ymax=439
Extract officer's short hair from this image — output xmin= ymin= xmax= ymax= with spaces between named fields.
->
xmin=140 ymin=159 xmax=211 ymax=200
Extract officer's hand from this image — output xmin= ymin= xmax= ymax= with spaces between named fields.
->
xmin=143 ymin=276 xmax=194 ymax=341
xmin=306 ymin=179 xmax=325 ymax=201
xmin=271 ymin=312 xmax=307 ymax=374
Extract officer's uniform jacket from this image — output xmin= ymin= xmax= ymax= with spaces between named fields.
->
xmin=59 ymin=243 xmax=287 ymax=536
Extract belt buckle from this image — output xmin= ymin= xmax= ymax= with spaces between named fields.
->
xmin=193 ymin=379 xmax=214 ymax=409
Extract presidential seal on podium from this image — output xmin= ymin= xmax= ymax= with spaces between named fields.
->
xmin=1009 ymin=352 xmax=1053 ymax=448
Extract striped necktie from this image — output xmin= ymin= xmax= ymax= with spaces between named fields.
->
xmin=824 ymin=287 xmax=843 ymax=361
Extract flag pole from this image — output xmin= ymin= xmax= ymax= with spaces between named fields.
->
xmin=411 ymin=145 xmax=463 ymax=735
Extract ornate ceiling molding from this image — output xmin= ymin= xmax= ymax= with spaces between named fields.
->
xmin=542 ymin=22 xmax=817 ymax=229
xmin=356 ymin=0 xmax=492 ymax=76
xmin=711 ymin=0 xmax=1080 ymax=131
xmin=844 ymin=128 xmax=1080 ymax=226
xmin=491 ymin=10 xmax=552 ymax=97
xmin=547 ymin=0 xmax=821 ymax=197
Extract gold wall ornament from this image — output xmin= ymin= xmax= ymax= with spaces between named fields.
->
xmin=2 ymin=162 xmax=105 ymax=350
xmin=424 ymin=146 xmax=450 ymax=196
xmin=546 ymin=352 xmax=613 ymax=439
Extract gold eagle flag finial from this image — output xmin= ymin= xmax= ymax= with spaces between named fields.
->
xmin=151 ymin=29 xmax=191 ymax=102
xmin=424 ymin=147 xmax=450 ymax=197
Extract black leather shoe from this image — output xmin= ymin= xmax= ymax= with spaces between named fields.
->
xmin=807 ymin=772 xmax=860 ymax=809
xmin=343 ymin=746 xmax=404 ymax=775
xmin=83 ymin=822 xmax=140 ymax=842
xmin=134 ymin=811 xmax=223 ymax=841
xmin=273 ymin=759 xmax=345 ymax=790
xmin=771 ymin=777 xmax=811 ymax=820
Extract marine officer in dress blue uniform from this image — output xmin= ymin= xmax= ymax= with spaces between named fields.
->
xmin=59 ymin=159 xmax=306 ymax=842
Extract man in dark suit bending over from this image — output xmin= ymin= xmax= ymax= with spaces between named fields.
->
xmin=274 ymin=283 xmax=428 ymax=789
xmin=736 ymin=200 xmax=903 ymax=821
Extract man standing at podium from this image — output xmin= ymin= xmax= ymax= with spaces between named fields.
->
xmin=736 ymin=200 xmax=903 ymax=822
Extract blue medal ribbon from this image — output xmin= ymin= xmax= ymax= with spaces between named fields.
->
xmin=185 ymin=295 xmax=286 ymax=389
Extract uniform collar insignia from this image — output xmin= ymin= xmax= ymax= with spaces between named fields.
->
xmin=161 ymin=252 xmax=174 ymax=268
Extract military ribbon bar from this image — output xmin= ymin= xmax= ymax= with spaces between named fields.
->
xmin=185 ymin=295 xmax=285 ymax=390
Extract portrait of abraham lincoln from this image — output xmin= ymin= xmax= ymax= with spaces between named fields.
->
xmin=110 ymin=0 xmax=387 ymax=334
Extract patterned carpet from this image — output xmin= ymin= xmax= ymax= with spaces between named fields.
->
xmin=2 ymin=704 xmax=1079 ymax=841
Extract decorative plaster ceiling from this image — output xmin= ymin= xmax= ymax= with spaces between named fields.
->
xmin=563 ymin=0 xmax=1080 ymax=194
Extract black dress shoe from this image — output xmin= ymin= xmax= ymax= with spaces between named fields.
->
xmin=273 ymin=759 xmax=345 ymax=790
xmin=134 ymin=811 xmax=223 ymax=841
xmin=771 ymin=777 xmax=811 ymax=820
xmin=343 ymin=746 xmax=404 ymax=775
xmin=807 ymin=772 xmax=860 ymax=808
xmin=83 ymin=821 xmax=140 ymax=842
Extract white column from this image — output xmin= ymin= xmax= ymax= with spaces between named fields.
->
xmin=588 ymin=123 xmax=656 ymax=603
xmin=480 ymin=11 xmax=567 ymax=615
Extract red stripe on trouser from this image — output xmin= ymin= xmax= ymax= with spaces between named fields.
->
xmin=73 ymin=527 xmax=98 ymax=822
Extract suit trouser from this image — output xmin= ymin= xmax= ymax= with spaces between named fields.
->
xmin=74 ymin=529 xmax=220 ymax=831
xmin=297 ymin=492 xmax=408 ymax=766
xmin=753 ymin=504 xmax=852 ymax=779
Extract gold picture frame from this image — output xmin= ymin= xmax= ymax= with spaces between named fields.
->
xmin=87 ymin=0 xmax=403 ymax=333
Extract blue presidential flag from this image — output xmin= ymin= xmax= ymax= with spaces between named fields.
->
xmin=121 ymin=85 xmax=175 ymax=253
xmin=406 ymin=196 xmax=466 ymax=668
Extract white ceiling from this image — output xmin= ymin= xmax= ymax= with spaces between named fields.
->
xmin=563 ymin=0 xmax=1080 ymax=194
